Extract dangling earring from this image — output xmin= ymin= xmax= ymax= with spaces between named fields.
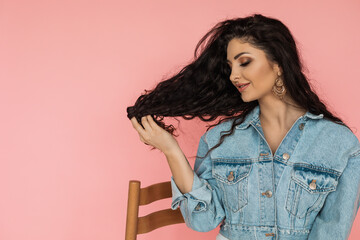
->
xmin=272 ymin=72 xmax=286 ymax=100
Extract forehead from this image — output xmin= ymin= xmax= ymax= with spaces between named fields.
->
xmin=226 ymin=38 xmax=263 ymax=58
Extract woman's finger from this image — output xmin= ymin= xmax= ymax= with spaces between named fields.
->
xmin=130 ymin=117 xmax=147 ymax=136
xmin=141 ymin=115 xmax=152 ymax=131
xmin=140 ymin=135 xmax=152 ymax=146
xmin=146 ymin=115 xmax=159 ymax=129
xmin=139 ymin=135 xmax=147 ymax=144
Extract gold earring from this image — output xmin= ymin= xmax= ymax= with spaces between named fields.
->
xmin=272 ymin=72 xmax=286 ymax=100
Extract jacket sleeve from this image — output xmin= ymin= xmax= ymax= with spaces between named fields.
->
xmin=308 ymin=149 xmax=360 ymax=240
xmin=170 ymin=134 xmax=225 ymax=232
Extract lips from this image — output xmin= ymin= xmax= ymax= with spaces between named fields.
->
xmin=236 ymin=83 xmax=250 ymax=88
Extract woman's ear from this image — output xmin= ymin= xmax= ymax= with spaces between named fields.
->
xmin=273 ymin=63 xmax=282 ymax=76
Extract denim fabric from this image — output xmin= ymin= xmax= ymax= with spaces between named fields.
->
xmin=216 ymin=232 xmax=230 ymax=240
xmin=171 ymin=105 xmax=360 ymax=240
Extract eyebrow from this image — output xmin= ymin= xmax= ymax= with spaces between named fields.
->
xmin=226 ymin=52 xmax=251 ymax=63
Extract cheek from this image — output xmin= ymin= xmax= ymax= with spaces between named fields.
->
xmin=245 ymin=64 xmax=274 ymax=88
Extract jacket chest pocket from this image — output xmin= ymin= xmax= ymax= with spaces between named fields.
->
xmin=285 ymin=164 xmax=340 ymax=219
xmin=212 ymin=159 xmax=252 ymax=213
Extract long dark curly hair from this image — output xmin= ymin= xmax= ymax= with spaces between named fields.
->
xmin=127 ymin=13 xmax=352 ymax=159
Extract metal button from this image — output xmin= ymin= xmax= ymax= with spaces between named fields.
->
xmin=262 ymin=190 xmax=273 ymax=198
xmin=266 ymin=190 xmax=272 ymax=197
xmin=299 ymin=123 xmax=305 ymax=130
xmin=309 ymin=179 xmax=317 ymax=190
xmin=227 ymin=171 xmax=234 ymax=182
xmin=282 ymin=153 xmax=290 ymax=160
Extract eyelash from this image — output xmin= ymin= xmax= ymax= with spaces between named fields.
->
xmin=240 ymin=61 xmax=250 ymax=66
xmin=227 ymin=61 xmax=251 ymax=69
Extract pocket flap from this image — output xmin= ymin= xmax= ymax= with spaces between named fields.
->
xmin=212 ymin=159 xmax=252 ymax=184
xmin=291 ymin=165 xmax=340 ymax=193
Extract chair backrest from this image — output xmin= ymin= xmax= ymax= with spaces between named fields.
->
xmin=125 ymin=180 xmax=185 ymax=240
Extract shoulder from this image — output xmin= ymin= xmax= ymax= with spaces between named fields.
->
xmin=309 ymin=118 xmax=360 ymax=156
xmin=201 ymin=118 xmax=235 ymax=145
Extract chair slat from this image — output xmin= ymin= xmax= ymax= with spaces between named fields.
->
xmin=139 ymin=181 xmax=172 ymax=205
xmin=137 ymin=208 xmax=185 ymax=234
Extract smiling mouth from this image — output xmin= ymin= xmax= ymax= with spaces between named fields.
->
xmin=236 ymin=83 xmax=250 ymax=88
xmin=237 ymin=83 xmax=250 ymax=91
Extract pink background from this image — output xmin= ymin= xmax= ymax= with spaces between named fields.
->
xmin=1 ymin=0 xmax=359 ymax=239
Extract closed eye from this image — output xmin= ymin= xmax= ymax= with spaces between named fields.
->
xmin=240 ymin=61 xmax=250 ymax=67
xmin=227 ymin=61 xmax=251 ymax=69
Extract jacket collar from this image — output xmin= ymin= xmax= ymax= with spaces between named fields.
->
xmin=235 ymin=105 xmax=324 ymax=130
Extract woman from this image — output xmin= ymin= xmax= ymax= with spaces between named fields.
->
xmin=127 ymin=14 xmax=360 ymax=239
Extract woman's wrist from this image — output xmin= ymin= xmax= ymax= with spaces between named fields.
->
xmin=162 ymin=144 xmax=182 ymax=158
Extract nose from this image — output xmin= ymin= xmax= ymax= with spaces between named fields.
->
xmin=229 ymin=67 xmax=241 ymax=83
xmin=230 ymin=73 xmax=240 ymax=83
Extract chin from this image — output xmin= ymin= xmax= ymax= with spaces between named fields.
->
xmin=241 ymin=94 xmax=256 ymax=102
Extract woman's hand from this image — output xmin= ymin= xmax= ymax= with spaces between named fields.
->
xmin=131 ymin=115 xmax=194 ymax=194
xmin=130 ymin=115 xmax=180 ymax=155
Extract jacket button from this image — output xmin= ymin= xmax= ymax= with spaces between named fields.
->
xmin=227 ymin=171 xmax=234 ymax=182
xmin=264 ymin=190 xmax=272 ymax=197
xmin=282 ymin=153 xmax=290 ymax=160
xmin=309 ymin=179 xmax=317 ymax=190
xmin=299 ymin=123 xmax=305 ymax=130
xmin=261 ymin=190 xmax=272 ymax=198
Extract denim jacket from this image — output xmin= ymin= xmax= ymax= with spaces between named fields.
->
xmin=170 ymin=105 xmax=360 ymax=240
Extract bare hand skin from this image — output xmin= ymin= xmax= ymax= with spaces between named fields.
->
xmin=130 ymin=115 xmax=194 ymax=194
xmin=130 ymin=115 xmax=180 ymax=155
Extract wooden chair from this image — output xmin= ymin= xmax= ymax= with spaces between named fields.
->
xmin=125 ymin=180 xmax=185 ymax=240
